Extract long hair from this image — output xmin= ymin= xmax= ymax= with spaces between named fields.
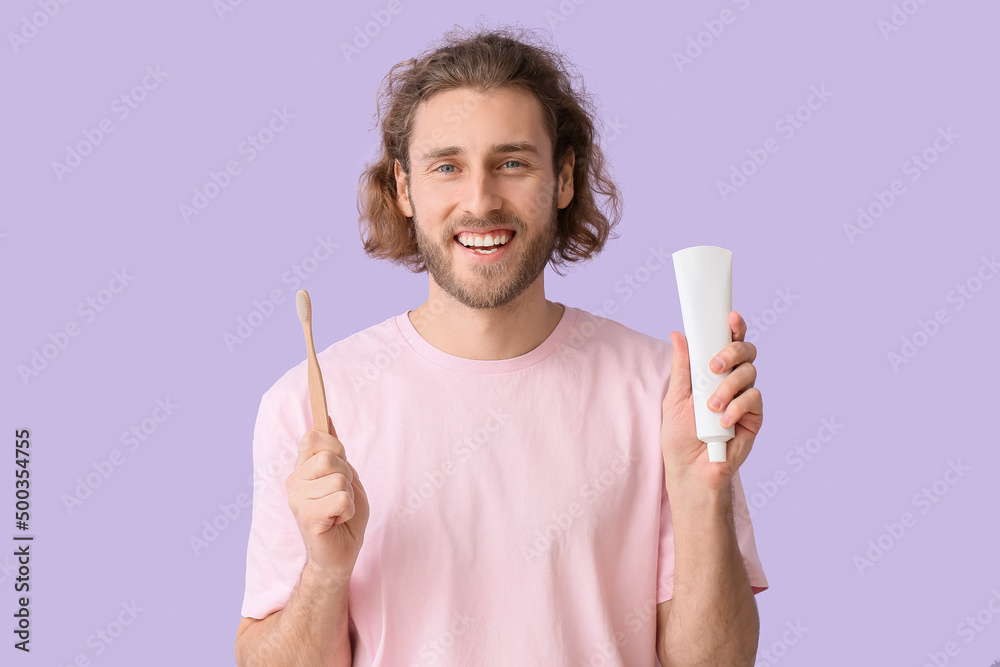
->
xmin=356 ymin=21 xmax=622 ymax=277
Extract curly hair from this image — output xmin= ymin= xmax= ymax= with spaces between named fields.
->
xmin=356 ymin=20 xmax=622 ymax=276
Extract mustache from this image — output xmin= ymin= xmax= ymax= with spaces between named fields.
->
xmin=449 ymin=212 xmax=524 ymax=235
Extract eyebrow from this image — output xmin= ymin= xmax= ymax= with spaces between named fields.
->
xmin=418 ymin=142 xmax=542 ymax=164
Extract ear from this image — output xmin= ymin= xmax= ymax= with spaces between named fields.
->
xmin=394 ymin=159 xmax=414 ymax=218
xmin=556 ymin=146 xmax=575 ymax=210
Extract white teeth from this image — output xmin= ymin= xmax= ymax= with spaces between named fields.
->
xmin=457 ymin=232 xmax=512 ymax=248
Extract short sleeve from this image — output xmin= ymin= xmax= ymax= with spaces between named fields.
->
xmin=240 ymin=389 xmax=308 ymax=619
xmin=655 ymin=469 xmax=769 ymax=603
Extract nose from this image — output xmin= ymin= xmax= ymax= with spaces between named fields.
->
xmin=461 ymin=167 xmax=503 ymax=221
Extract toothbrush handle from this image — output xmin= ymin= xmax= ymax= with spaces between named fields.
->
xmin=306 ymin=342 xmax=329 ymax=436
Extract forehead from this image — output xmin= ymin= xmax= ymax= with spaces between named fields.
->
xmin=408 ymin=86 xmax=552 ymax=164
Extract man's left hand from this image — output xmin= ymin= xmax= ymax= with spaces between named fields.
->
xmin=660 ymin=310 xmax=764 ymax=493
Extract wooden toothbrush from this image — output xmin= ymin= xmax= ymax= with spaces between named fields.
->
xmin=295 ymin=289 xmax=329 ymax=435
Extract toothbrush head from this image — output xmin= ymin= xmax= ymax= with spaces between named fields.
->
xmin=295 ymin=290 xmax=311 ymax=323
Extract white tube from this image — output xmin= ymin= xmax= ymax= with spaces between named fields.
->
xmin=672 ymin=246 xmax=735 ymax=463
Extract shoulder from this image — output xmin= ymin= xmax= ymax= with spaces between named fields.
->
xmin=259 ymin=311 xmax=401 ymax=407
xmin=561 ymin=306 xmax=673 ymax=391
xmin=571 ymin=306 xmax=673 ymax=361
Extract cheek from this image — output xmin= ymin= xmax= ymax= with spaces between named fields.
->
xmin=519 ymin=185 xmax=557 ymax=219
xmin=410 ymin=186 xmax=449 ymax=218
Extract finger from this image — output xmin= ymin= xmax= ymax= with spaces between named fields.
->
xmin=711 ymin=341 xmax=757 ymax=374
xmin=731 ymin=310 xmax=747 ymax=342
xmin=299 ymin=449 xmax=351 ymax=482
xmin=708 ymin=363 xmax=757 ymax=412
xmin=296 ymin=430 xmax=346 ymax=468
xmin=719 ymin=387 xmax=763 ymax=430
xmin=345 ymin=460 xmax=368 ymax=507
xmin=300 ymin=472 xmax=352 ymax=501
xmin=723 ymin=422 xmax=757 ymax=470
xmin=345 ymin=460 xmax=362 ymax=486
xmin=321 ymin=490 xmax=356 ymax=525
xmin=664 ymin=331 xmax=692 ymax=402
xmin=303 ymin=492 xmax=355 ymax=533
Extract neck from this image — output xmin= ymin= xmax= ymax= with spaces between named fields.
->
xmin=407 ymin=279 xmax=565 ymax=360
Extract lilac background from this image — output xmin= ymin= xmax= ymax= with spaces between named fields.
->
xmin=2 ymin=1 xmax=999 ymax=665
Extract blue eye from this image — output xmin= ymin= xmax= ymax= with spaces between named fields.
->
xmin=504 ymin=160 xmax=523 ymax=168
xmin=436 ymin=164 xmax=455 ymax=173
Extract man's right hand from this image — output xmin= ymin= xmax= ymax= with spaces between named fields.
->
xmin=286 ymin=416 xmax=370 ymax=586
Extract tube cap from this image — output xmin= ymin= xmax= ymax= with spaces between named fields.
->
xmin=706 ymin=441 xmax=727 ymax=463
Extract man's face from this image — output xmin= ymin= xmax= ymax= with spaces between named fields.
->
xmin=394 ymin=86 xmax=574 ymax=310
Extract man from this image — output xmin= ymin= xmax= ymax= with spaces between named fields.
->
xmin=236 ymin=24 xmax=767 ymax=667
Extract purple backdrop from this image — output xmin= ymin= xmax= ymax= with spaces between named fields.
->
xmin=3 ymin=1 xmax=999 ymax=665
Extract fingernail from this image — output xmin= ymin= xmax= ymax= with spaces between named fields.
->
xmin=708 ymin=396 xmax=722 ymax=411
xmin=720 ymin=415 xmax=732 ymax=427
xmin=710 ymin=358 xmax=724 ymax=373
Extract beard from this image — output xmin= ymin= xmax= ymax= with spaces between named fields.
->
xmin=412 ymin=189 xmax=559 ymax=311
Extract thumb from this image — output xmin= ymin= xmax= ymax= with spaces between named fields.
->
xmin=665 ymin=331 xmax=692 ymax=403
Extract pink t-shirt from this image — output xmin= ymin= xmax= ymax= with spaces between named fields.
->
xmin=241 ymin=304 xmax=768 ymax=665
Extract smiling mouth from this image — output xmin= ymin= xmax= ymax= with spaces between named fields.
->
xmin=454 ymin=230 xmax=516 ymax=254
